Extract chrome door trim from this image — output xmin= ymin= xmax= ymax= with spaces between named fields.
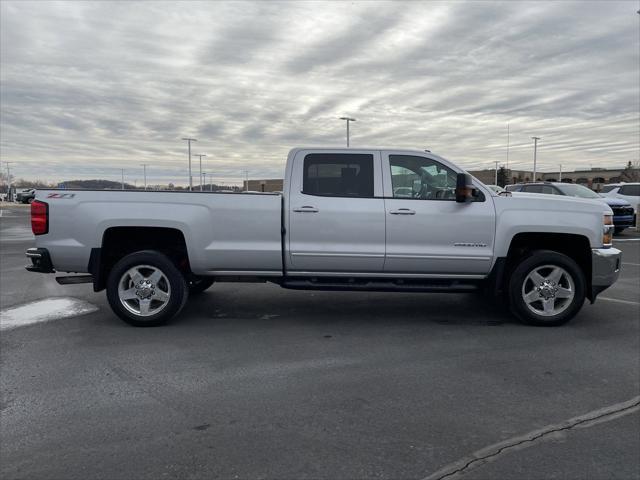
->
xmin=385 ymin=254 xmax=492 ymax=261
xmin=291 ymin=252 xmax=385 ymax=258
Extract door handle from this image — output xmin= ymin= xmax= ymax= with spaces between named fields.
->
xmin=293 ymin=206 xmax=319 ymax=213
xmin=389 ymin=208 xmax=416 ymax=215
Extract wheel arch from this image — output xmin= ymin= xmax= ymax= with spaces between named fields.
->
xmin=89 ymin=226 xmax=191 ymax=292
xmin=488 ymin=232 xmax=593 ymax=301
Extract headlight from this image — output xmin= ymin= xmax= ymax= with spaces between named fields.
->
xmin=603 ymin=214 xmax=613 ymax=247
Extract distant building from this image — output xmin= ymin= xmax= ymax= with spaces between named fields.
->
xmin=469 ymin=166 xmax=632 ymax=191
xmin=244 ymin=179 xmax=284 ymax=192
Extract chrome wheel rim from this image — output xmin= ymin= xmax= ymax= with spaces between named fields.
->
xmin=522 ymin=264 xmax=575 ymax=317
xmin=118 ymin=265 xmax=171 ymax=317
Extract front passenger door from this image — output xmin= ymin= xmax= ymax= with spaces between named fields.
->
xmin=382 ymin=152 xmax=495 ymax=275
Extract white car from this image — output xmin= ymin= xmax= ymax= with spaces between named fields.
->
xmin=601 ymin=182 xmax=640 ymax=210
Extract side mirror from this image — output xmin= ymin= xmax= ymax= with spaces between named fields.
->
xmin=455 ymin=173 xmax=476 ymax=203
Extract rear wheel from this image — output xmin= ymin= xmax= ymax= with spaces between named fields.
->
xmin=508 ymin=250 xmax=585 ymax=326
xmin=106 ymin=250 xmax=188 ymax=327
xmin=614 ymin=227 xmax=625 ymax=235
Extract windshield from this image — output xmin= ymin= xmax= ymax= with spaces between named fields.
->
xmin=556 ymin=184 xmax=601 ymax=199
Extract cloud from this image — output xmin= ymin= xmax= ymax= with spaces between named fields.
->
xmin=1 ymin=0 xmax=638 ymax=184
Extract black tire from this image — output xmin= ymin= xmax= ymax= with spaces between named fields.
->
xmin=508 ymin=250 xmax=586 ymax=327
xmin=27 ymin=197 xmax=34 ymax=204
xmin=614 ymin=227 xmax=625 ymax=235
xmin=188 ymin=277 xmax=215 ymax=295
xmin=106 ymin=250 xmax=188 ymax=327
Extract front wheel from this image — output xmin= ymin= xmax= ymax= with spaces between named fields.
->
xmin=106 ymin=250 xmax=188 ymax=327
xmin=508 ymin=250 xmax=586 ymax=326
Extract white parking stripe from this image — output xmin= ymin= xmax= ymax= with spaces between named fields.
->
xmin=614 ymin=238 xmax=640 ymax=242
xmin=0 ymin=297 xmax=98 ymax=331
xmin=598 ymin=297 xmax=640 ymax=306
xmin=622 ymin=262 xmax=640 ymax=266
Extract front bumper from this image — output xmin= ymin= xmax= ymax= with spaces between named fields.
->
xmin=25 ymin=248 xmax=55 ymax=273
xmin=591 ymin=247 xmax=621 ymax=300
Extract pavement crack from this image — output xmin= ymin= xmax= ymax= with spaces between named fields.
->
xmin=424 ymin=396 xmax=640 ymax=480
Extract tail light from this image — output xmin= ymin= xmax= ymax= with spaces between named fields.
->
xmin=31 ymin=200 xmax=49 ymax=235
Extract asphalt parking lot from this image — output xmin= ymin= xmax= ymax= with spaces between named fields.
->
xmin=1 ymin=202 xmax=638 ymax=480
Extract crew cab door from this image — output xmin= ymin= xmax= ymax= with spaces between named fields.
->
xmin=382 ymin=151 xmax=496 ymax=275
xmin=287 ymin=150 xmax=385 ymax=273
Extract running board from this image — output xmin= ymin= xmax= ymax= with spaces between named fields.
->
xmin=281 ymin=277 xmax=480 ymax=293
xmin=55 ymin=275 xmax=94 ymax=285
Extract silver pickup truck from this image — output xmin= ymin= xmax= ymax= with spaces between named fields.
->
xmin=26 ymin=147 xmax=621 ymax=327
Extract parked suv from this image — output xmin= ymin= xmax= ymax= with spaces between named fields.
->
xmin=509 ymin=182 xmax=634 ymax=234
xmin=601 ymin=183 xmax=640 ymax=217
xmin=15 ymin=188 xmax=36 ymax=204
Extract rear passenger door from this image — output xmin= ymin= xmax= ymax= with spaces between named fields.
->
xmin=287 ymin=150 xmax=386 ymax=273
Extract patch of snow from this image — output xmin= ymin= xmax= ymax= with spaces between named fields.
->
xmin=0 ymin=297 xmax=98 ymax=331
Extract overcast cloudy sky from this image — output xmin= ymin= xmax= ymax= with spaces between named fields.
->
xmin=1 ymin=1 xmax=638 ymax=185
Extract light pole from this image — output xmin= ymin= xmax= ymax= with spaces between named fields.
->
xmin=182 ymin=138 xmax=197 ymax=191
xmin=506 ymin=123 xmax=510 ymax=172
xmin=531 ymin=136 xmax=541 ymax=182
xmin=208 ymin=174 xmax=213 ymax=191
xmin=194 ymin=154 xmax=206 ymax=191
xmin=494 ymin=161 xmax=499 ymax=185
xmin=339 ymin=117 xmax=356 ymax=147
xmin=5 ymin=162 xmax=13 ymax=201
xmin=244 ymin=170 xmax=249 ymax=191
xmin=559 ymin=164 xmax=562 ymax=182
xmin=140 ymin=164 xmax=148 ymax=190
xmin=121 ymin=169 xmax=125 ymax=190
xmin=201 ymin=172 xmax=207 ymax=190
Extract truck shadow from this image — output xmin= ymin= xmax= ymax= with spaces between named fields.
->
xmin=179 ymin=284 xmax=514 ymax=328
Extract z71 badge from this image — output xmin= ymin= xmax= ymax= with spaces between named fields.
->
xmin=46 ymin=193 xmax=76 ymax=199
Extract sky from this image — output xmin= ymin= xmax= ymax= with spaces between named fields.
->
xmin=1 ymin=0 xmax=639 ymax=186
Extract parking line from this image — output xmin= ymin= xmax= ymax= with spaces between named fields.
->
xmin=614 ymin=238 xmax=640 ymax=242
xmin=598 ymin=297 xmax=640 ymax=306
xmin=622 ymin=262 xmax=640 ymax=266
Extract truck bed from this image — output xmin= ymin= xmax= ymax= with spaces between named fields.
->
xmin=35 ymin=190 xmax=284 ymax=276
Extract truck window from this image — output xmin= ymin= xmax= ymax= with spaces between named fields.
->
xmin=390 ymin=155 xmax=457 ymax=200
xmin=303 ymin=153 xmax=374 ymax=197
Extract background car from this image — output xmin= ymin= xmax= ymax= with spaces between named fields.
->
xmin=486 ymin=184 xmax=506 ymax=194
xmin=15 ymin=188 xmax=36 ymax=204
xmin=601 ymin=182 xmax=640 ymax=210
xmin=509 ymin=182 xmax=635 ymax=234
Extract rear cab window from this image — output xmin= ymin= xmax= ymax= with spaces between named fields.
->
xmin=302 ymin=153 xmax=374 ymax=197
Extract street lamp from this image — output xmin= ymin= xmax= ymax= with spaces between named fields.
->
xmin=194 ymin=154 xmax=206 ymax=191
xmin=201 ymin=172 xmax=207 ymax=191
xmin=339 ymin=117 xmax=356 ymax=147
xmin=121 ymin=168 xmax=125 ymax=190
xmin=4 ymin=162 xmax=13 ymax=201
xmin=244 ymin=170 xmax=249 ymax=191
xmin=531 ymin=136 xmax=541 ymax=182
xmin=181 ymin=138 xmax=197 ymax=190
xmin=140 ymin=164 xmax=148 ymax=190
